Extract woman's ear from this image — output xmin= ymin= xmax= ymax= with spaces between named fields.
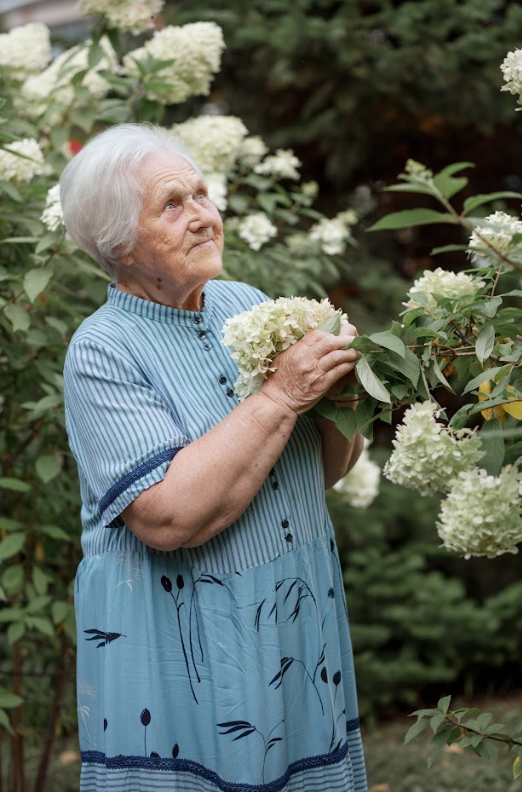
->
xmin=113 ymin=245 xmax=134 ymax=266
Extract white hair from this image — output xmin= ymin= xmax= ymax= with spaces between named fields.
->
xmin=59 ymin=123 xmax=203 ymax=276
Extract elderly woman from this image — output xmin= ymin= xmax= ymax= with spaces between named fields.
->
xmin=61 ymin=122 xmax=367 ymax=792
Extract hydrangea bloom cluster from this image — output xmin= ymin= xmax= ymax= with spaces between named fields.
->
xmin=222 ymin=297 xmax=343 ymax=400
xmin=437 ymin=466 xmax=522 ymax=558
xmin=19 ymin=40 xmax=116 ymax=126
xmin=237 ymin=136 xmax=269 ymax=170
xmin=333 ymin=441 xmax=381 ymax=508
xmin=124 ymin=23 xmax=225 ymax=105
xmin=500 ymin=49 xmax=522 ymax=108
xmin=173 ymin=115 xmax=248 ymax=174
xmin=383 ymin=401 xmax=484 ymax=497
xmin=40 ymin=184 xmax=64 ymax=231
xmin=0 ymin=139 xmax=45 ymax=183
xmin=237 ymin=213 xmax=278 ymax=251
xmin=205 ymin=173 xmax=227 ymax=212
xmin=78 ymin=0 xmax=164 ymax=34
xmin=468 ymin=211 xmax=522 ymax=262
xmin=0 ymin=23 xmax=51 ymax=81
xmin=309 ymin=211 xmax=357 ymax=256
xmin=254 ymin=149 xmax=301 ymax=180
xmin=404 ymin=267 xmax=485 ymax=312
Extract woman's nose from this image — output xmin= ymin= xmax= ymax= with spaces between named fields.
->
xmin=187 ymin=200 xmax=219 ymax=230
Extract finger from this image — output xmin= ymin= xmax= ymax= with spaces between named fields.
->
xmin=318 ymin=347 xmax=361 ymax=373
xmin=322 ymin=360 xmax=360 ymax=392
xmin=339 ymin=322 xmax=358 ymax=338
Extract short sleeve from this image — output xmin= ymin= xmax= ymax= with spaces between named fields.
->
xmin=64 ymin=337 xmax=190 ymax=526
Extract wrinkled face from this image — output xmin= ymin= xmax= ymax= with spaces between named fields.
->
xmin=122 ymin=150 xmax=224 ymax=289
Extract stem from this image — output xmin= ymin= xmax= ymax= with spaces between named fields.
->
xmin=444 ymin=716 xmax=522 ymax=748
xmin=491 ymin=264 xmax=503 ymax=297
xmin=11 ymin=643 xmax=24 ymax=792
xmin=33 ymin=634 xmax=71 ymax=792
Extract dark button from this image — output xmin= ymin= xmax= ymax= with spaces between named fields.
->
xmin=198 ymin=331 xmax=206 ymax=339
xmin=193 ymin=315 xmax=202 ymax=324
xmin=285 ymin=533 xmax=293 ymax=542
xmin=272 ymin=481 xmax=280 ymax=490
xmin=226 ymin=388 xmax=235 ymax=397
xmin=203 ymin=343 xmax=211 ymax=351
xmin=219 ymin=376 xmax=227 ymax=385
xmin=281 ymin=519 xmax=289 ymax=529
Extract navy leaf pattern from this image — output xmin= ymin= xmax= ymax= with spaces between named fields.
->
xmin=217 ymin=718 xmax=284 ymax=783
xmin=84 ymin=629 xmax=126 ymax=648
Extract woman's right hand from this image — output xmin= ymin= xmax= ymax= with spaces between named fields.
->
xmin=259 ymin=325 xmax=361 ymax=416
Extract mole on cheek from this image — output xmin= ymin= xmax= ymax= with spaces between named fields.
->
xmin=156 ymin=277 xmax=162 ymax=290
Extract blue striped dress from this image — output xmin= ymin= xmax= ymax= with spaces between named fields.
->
xmin=64 ymin=279 xmax=367 ymax=792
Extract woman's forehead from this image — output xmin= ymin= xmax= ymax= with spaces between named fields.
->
xmin=139 ymin=151 xmax=203 ymax=197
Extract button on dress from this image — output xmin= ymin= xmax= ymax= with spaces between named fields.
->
xmin=64 ymin=280 xmax=367 ymax=792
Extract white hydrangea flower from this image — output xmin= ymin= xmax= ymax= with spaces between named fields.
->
xmin=78 ymin=0 xmax=164 ymax=35
xmin=302 ymin=181 xmax=319 ymax=199
xmin=0 ymin=23 xmax=51 ymax=81
xmin=404 ymin=267 xmax=485 ymax=312
xmin=0 ymin=139 xmax=45 ymax=183
xmin=468 ymin=211 xmax=522 ymax=263
xmin=40 ymin=184 xmax=64 ymax=231
xmin=309 ymin=216 xmax=352 ymax=256
xmin=173 ymin=115 xmax=247 ymax=174
xmin=254 ymin=149 xmax=301 ymax=180
xmin=500 ymin=49 xmax=522 ymax=106
xmin=237 ymin=136 xmax=268 ymax=169
xmin=404 ymin=158 xmax=433 ymax=181
xmin=123 ymin=22 xmax=225 ymax=105
xmin=206 ymin=172 xmax=227 ymax=212
xmin=19 ymin=39 xmax=117 ymax=125
xmin=437 ymin=466 xmax=522 ymax=558
xmin=237 ymin=212 xmax=277 ymax=251
xmin=285 ymin=233 xmax=313 ymax=256
xmin=383 ymin=401 xmax=484 ymax=497
xmin=222 ymin=296 xmax=344 ymax=400
xmin=333 ymin=441 xmax=381 ymax=508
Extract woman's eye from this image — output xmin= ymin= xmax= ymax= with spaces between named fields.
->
xmin=165 ymin=201 xmax=176 ymax=210
xmin=196 ymin=190 xmax=206 ymax=200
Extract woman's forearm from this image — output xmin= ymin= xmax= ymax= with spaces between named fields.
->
xmin=314 ymin=418 xmax=364 ymax=490
xmin=121 ymin=391 xmax=297 ymax=550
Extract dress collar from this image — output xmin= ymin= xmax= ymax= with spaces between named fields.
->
xmin=107 ymin=282 xmax=214 ymax=328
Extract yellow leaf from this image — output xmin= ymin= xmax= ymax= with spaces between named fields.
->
xmin=513 ymin=755 xmax=522 ymax=780
xmin=478 ymin=381 xmax=505 ymax=423
xmin=504 ymin=385 xmax=522 ymax=420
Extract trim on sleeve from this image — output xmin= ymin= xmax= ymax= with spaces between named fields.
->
xmin=98 ymin=446 xmax=183 ymax=517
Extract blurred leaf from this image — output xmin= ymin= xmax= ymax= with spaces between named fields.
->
xmin=0 ymin=533 xmax=26 ymax=561
xmin=475 ymin=324 xmax=495 ymax=363
xmin=35 ymin=454 xmax=62 ymax=484
xmin=4 ymin=304 xmax=30 ymax=333
xmin=368 ymin=209 xmax=457 ymax=232
xmin=23 ymin=267 xmax=53 ymax=303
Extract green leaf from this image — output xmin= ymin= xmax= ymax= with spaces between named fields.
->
xmin=514 ymin=756 xmax=522 ymax=780
xmin=32 ymin=567 xmax=48 ymax=596
xmin=463 ymin=367 xmax=503 ymax=395
xmin=51 ymin=602 xmax=69 ymax=625
xmin=430 ymin=244 xmax=469 ymax=256
xmin=25 ymin=616 xmax=54 ymax=637
xmin=4 ymin=304 xmax=30 ymax=333
xmin=463 ymin=192 xmax=522 ymax=214
xmin=355 ymin=357 xmax=391 ymax=403
xmin=367 ymin=209 xmax=457 ymax=232
xmin=333 ymin=408 xmax=358 ymax=441
xmin=475 ymin=324 xmax=495 ymax=363
xmin=35 ymin=454 xmax=61 ymax=484
xmin=438 ymin=695 xmax=452 ymax=714
xmin=0 ymin=533 xmax=26 ymax=561
xmin=384 ymin=183 xmax=434 ymax=196
xmin=0 ymin=477 xmax=30 ymax=492
xmin=0 ymin=707 xmax=14 ymax=733
xmin=0 ymin=690 xmax=23 ymax=709
xmin=404 ymin=717 xmax=430 ymax=744
xmin=23 ymin=267 xmax=53 ymax=303
xmin=432 ymin=356 xmax=455 ymax=394
xmin=2 ymin=565 xmax=23 ymax=595
xmin=436 ymin=162 xmax=475 ymax=178
xmin=87 ymin=40 xmax=104 ymax=69
xmin=317 ymin=313 xmax=341 ymax=335
xmin=430 ymin=712 xmax=447 ymax=733
xmin=40 ymin=524 xmax=71 ymax=542
xmin=7 ymin=622 xmax=25 ymax=645
xmin=432 ymin=174 xmax=468 ymax=199
xmin=385 ymin=348 xmax=421 ymax=388
xmin=368 ymin=331 xmax=406 ymax=358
